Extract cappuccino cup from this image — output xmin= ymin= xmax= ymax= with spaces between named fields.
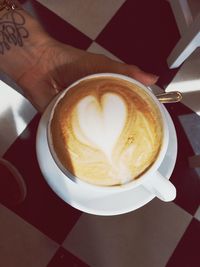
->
xmin=47 ymin=73 xmax=176 ymax=202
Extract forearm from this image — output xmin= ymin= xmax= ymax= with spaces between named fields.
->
xmin=0 ymin=0 xmax=52 ymax=82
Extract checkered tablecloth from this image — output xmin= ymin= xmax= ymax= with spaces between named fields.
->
xmin=0 ymin=1 xmax=200 ymax=266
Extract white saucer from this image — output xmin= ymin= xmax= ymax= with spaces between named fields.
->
xmin=36 ymin=100 xmax=177 ymax=216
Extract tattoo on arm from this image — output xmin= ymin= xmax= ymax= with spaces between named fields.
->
xmin=0 ymin=9 xmax=29 ymax=54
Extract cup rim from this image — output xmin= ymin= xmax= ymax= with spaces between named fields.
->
xmin=47 ymin=73 xmax=169 ymax=192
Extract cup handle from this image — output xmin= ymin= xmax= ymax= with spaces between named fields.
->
xmin=143 ymin=171 xmax=176 ymax=202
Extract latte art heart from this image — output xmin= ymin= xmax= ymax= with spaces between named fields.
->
xmin=75 ymin=93 xmax=127 ymax=159
xmin=50 ymin=77 xmax=163 ymax=186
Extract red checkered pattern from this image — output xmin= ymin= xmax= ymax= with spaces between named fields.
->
xmin=0 ymin=1 xmax=200 ymax=266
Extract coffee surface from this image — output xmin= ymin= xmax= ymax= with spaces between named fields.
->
xmin=50 ymin=77 xmax=163 ymax=186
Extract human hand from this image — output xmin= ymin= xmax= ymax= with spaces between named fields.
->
xmin=18 ymin=39 xmax=158 ymax=112
xmin=0 ymin=4 xmax=158 ymax=112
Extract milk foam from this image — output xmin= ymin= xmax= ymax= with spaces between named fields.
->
xmin=50 ymin=77 xmax=163 ymax=186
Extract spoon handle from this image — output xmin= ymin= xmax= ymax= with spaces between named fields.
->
xmin=156 ymin=91 xmax=182 ymax=103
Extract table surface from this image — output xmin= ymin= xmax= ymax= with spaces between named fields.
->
xmin=0 ymin=1 xmax=200 ymax=267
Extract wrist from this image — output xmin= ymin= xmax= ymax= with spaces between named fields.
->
xmin=0 ymin=2 xmax=53 ymax=81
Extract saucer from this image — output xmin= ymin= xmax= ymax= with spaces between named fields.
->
xmin=36 ymin=100 xmax=177 ymax=216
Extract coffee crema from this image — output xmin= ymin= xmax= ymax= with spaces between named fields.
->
xmin=50 ymin=77 xmax=163 ymax=186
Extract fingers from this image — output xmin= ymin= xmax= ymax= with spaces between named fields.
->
xmin=127 ymin=65 xmax=159 ymax=86
xmin=92 ymin=54 xmax=159 ymax=86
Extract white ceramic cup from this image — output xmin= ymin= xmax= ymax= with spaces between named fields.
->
xmin=47 ymin=73 xmax=176 ymax=202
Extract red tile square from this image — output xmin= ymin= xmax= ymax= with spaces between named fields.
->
xmin=166 ymin=219 xmax=200 ymax=267
xmin=30 ymin=1 xmax=92 ymax=49
xmin=47 ymin=247 xmax=89 ymax=267
xmin=96 ymin=0 xmax=180 ymax=76
xmin=3 ymin=115 xmax=82 ymax=244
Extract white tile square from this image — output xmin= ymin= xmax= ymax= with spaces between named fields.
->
xmin=194 ymin=205 xmax=200 ymax=221
xmin=0 ymin=204 xmax=58 ymax=267
xmin=178 ymin=113 xmax=200 ymax=175
xmin=36 ymin=0 xmax=126 ymax=39
xmin=63 ymin=199 xmax=192 ymax=267
xmin=166 ymin=48 xmax=200 ymax=116
xmin=0 ymin=81 xmax=36 ymax=156
xmin=179 ymin=113 xmax=200 ymax=155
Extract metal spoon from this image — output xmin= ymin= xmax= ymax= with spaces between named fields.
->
xmin=155 ymin=91 xmax=182 ymax=103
